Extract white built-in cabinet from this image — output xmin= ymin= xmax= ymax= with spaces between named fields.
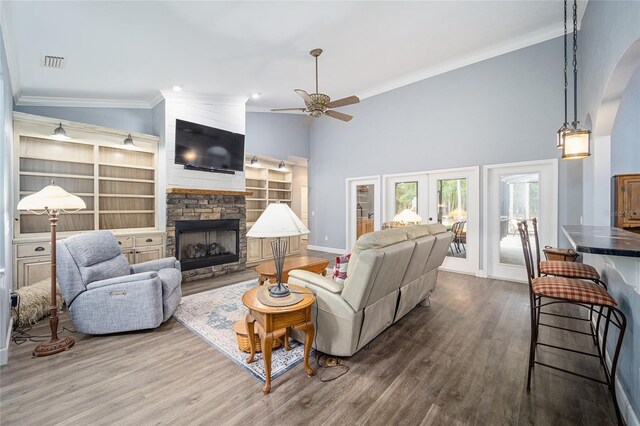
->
xmin=245 ymin=155 xmax=301 ymax=265
xmin=11 ymin=112 xmax=164 ymax=290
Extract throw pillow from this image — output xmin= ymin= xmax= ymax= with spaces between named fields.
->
xmin=332 ymin=254 xmax=351 ymax=284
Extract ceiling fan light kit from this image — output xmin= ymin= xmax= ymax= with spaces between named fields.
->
xmin=271 ymin=48 xmax=360 ymax=122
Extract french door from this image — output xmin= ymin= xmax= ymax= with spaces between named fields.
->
xmin=383 ymin=167 xmax=479 ymax=275
xmin=484 ymin=160 xmax=558 ymax=282
xmin=346 ymin=176 xmax=381 ymax=250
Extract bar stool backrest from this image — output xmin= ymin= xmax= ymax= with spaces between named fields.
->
xmin=518 ymin=221 xmax=537 ymax=288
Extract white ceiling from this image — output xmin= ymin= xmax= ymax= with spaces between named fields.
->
xmin=1 ymin=1 xmax=586 ymax=110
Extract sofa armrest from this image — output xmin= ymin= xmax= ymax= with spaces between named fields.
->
xmin=130 ymin=257 xmax=180 ymax=274
xmin=86 ymin=272 xmax=158 ymax=290
xmin=288 ymin=269 xmax=343 ymax=294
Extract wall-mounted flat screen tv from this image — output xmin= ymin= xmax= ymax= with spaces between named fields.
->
xmin=174 ymin=119 xmax=245 ymax=173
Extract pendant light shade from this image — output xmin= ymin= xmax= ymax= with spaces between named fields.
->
xmin=556 ymin=124 xmax=569 ymax=149
xmin=562 ymin=128 xmax=591 ymax=159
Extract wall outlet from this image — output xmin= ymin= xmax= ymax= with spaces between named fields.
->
xmin=324 ymin=236 xmax=329 ymax=241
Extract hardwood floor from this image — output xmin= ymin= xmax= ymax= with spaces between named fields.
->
xmin=0 ymin=258 xmax=618 ymax=425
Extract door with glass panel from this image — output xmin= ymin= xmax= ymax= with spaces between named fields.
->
xmin=485 ymin=160 xmax=557 ymax=282
xmin=347 ymin=177 xmax=380 ymax=249
xmin=428 ymin=170 xmax=479 ymax=274
xmin=383 ymin=168 xmax=479 ymax=275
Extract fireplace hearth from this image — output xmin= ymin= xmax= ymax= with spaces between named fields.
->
xmin=175 ymin=219 xmax=240 ymax=271
xmin=165 ymin=189 xmax=249 ymax=281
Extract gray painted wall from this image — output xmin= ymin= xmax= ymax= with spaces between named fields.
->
xmin=611 ymin=66 xmax=640 ymax=176
xmin=0 ymin=23 xmax=13 ymax=363
xmin=245 ymin=112 xmax=309 ymax=160
xmin=13 ymin=105 xmax=155 ymax=135
xmin=308 ymin=35 xmax=578 ymax=251
xmin=578 ymin=0 xmax=640 ymax=417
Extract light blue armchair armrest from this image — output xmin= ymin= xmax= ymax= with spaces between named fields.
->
xmin=130 ymin=257 xmax=180 ymax=274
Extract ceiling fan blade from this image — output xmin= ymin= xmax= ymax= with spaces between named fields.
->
xmin=325 ymin=110 xmax=353 ymax=122
xmin=326 ymin=95 xmax=360 ymax=109
xmin=270 ymin=108 xmax=307 ymax=112
xmin=304 ymin=114 xmax=314 ymax=125
xmin=294 ymin=89 xmax=313 ymax=103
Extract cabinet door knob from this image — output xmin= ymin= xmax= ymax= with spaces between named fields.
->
xmin=118 ymin=241 xmax=122 ymax=245
xmin=146 ymin=238 xmax=153 ymax=242
xmin=35 ymin=246 xmax=45 ymax=252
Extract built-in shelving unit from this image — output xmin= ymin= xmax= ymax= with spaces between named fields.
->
xmin=244 ymin=155 xmax=300 ymax=265
xmin=12 ymin=112 xmax=164 ymax=289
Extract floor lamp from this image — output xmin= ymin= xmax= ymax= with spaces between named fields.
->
xmin=247 ymin=202 xmax=309 ymax=298
xmin=17 ymin=181 xmax=86 ymax=357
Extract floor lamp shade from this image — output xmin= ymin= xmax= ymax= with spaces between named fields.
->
xmin=393 ymin=209 xmax=422 ymax=225
xmin=16 ymin=182 xmax=85 ymax=357
xmin=17 ymin=183 xmax=86 ymax=211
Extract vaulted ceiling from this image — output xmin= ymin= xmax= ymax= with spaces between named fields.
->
xmin=1 ymin=1 xmax=586 ymax=110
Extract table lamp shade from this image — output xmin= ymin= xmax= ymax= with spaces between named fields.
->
xmin=17 ymin=183 xmax=86 ymax=211
xmin=247 ymin=203 xmax=309 ymax=238
xmin=393 ymin=209 xmax=422 ymax=225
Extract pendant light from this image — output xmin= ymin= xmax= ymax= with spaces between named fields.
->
xmin=556 ymin=0 xmax=569 ymax=149
xmin=562 ymin=0 xmax=591 ymax=160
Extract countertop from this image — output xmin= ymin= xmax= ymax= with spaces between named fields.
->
xmin=562 ymin=225 xmax=640 ymax=258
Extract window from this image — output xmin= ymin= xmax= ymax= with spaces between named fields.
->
xmin=395 ymin=181 xmax=418 ymax=214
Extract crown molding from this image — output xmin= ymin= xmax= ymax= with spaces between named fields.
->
xmin=358 ymin=23 xmax=564 ymax=101
xmin=14 ymin=94 xmax=159 ymax=109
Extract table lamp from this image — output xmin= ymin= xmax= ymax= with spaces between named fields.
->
xmin=17 ymin=181 xmax=86 ymax=357
xmin=247 ymin=202 xmax=309 ymax=298
xmin=393 ymin=209 xmax=422 ymax=225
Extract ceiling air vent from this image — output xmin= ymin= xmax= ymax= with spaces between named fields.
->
xmin=43 ymin=55 xmax=64 ymax=69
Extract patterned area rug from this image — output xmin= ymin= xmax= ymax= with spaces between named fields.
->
xmin=173 ymin=279 xmax=311 ymax=382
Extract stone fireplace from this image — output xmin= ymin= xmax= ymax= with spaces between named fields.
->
xmin=166 ymin=188 xmax=250 ymax=282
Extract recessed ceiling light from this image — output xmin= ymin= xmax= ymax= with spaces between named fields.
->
xmin=251 ymin=93 xmax=261 ymax=99
xmin=172 ymin=85 xmax=182 ymax=92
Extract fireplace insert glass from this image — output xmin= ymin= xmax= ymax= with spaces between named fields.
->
xmin=175 ymin=219 xmax=240 ymax=271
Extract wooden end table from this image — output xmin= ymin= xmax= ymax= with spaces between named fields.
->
xmin=242 ymin=283 xmax=316 ymax=393
xmin=255 ymin=255 xmax=330 ymax=285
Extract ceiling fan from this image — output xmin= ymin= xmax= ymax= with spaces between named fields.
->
xmin=271 ymin=48 xmax=360 ymax=122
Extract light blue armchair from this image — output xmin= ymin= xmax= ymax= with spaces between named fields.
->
xmin=56 ymin=231 xmax=182 ymax=334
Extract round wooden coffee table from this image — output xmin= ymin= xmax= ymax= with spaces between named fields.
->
xmin=242 ymin=283 xmax=316 ymax=394
xmin=255 ymin=256 xmax=329 ymax=285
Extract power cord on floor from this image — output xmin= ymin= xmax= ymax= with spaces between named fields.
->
xmin=10 ymin=293 xmax=77 ymax=345
xmin=289 ymin=288 xmax=350 ymax=382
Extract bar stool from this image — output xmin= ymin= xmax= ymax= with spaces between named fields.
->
xmin=518 ymin=221 xmax=626 ymax=425
xmin=529 ymin=218 xmax=603 ymax=285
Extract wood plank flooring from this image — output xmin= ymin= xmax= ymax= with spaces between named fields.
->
xmin=0 ymin=257 xmax=618 ymax=425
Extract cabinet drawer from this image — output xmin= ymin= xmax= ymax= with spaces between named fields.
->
xmin=135 ymin=235 xmax=163 ymax=247
xmin=116 ymin=236 xmax=134 ymax=249
xmin=17 ymin=243 xmax=51 ymax=258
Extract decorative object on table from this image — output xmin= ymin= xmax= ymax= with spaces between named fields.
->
xmin=561 ymin=0 xmax=591 ymax=160
xmin=556 ymin=0 xmax=570 ymax=149
xmin=243 ymin=283 xmax=316 ymax=393
xmin=247 ymin=202 xmax=310 ymax=299
xmin=11 ymin=278 xmax=64 ymax=327
xmin=255 ymin=255 xmax=329 ymax=285
xmin=173 ymin=279 xmax=311 ymax=382
xmin=233 ymin=319 xmax=283 ymax=353
xmin=256 ymin=287 xmax=303 ymax=307
xmin=392 ymin=209 xmax=423 ymax=225
xmin=56 ymin=230 xmax=182 ymax=334
xmin=16 ymin=181 xmax=86 ymax=357
xmin=270 ymin=48 xmax=360 ymax=123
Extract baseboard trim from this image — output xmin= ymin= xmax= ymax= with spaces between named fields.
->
xmin=0 ymin=317 xmax=13 ymax=366
xmin=306 ymin=244 xmax=348 ymax=255
xmin=593 ymin=317 xmax=639 ymax=426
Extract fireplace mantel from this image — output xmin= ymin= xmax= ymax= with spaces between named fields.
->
xmin=167 ymin=188 xmax=252 ymax=196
